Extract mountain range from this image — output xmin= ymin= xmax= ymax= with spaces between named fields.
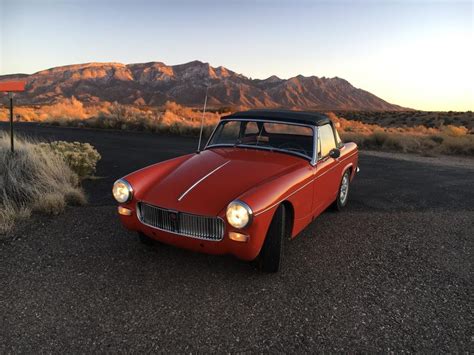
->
xmin=0 ymin=60 xmax=407 ymax=111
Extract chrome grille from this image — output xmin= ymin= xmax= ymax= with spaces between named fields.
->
xmin=137 ymin=202 xmax=225 ymax=241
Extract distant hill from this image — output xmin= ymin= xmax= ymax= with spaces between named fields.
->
xmin=0 ymin=61 xmax=408 ymax=111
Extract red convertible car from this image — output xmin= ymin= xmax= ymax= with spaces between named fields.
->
xmin=113 ymin=110 xmax=359 ymax=272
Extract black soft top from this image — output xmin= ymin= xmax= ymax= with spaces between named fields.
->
xmin=222 ymin=109 xmax=330 ymax=126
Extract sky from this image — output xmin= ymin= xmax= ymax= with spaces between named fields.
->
xmin=0 ymin=0 xmax=473 ymax=111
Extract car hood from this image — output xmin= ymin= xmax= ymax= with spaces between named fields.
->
xmin=140 ymin=147 xmax=306 ymax=216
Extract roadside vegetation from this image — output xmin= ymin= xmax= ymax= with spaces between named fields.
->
xmin=334 ymin=110 xmax=474 ymax=130
xmin=0 ymin=133 xmax=101 ymax=234
xmin=38 ymin=141 xmax=101 ymax=179
xmin=0 ymin=99 xmax=224 ymax=137
xmin=329 ymin=113 xmax=474 ymax=156
xmin=1 ymin=100 xmax=473 ymax=156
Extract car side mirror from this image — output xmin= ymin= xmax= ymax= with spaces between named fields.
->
xmin=329 ymin=148 xmax=340 ymax=159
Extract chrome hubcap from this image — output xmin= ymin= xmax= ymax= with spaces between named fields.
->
xmin=339 ymin=173 xmax=349 ymax=205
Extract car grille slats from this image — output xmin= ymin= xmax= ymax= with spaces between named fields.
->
xmin=137 ymin=202 xmax=225 ymax=241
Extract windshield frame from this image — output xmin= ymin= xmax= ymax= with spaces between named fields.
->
xmin=204 ymin=118 xmax=318 ymax=166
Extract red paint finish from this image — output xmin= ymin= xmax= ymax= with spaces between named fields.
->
xmin=116 ymin=140 xmax=358 ymax=261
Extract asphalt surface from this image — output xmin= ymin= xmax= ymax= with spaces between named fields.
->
xmin=1 ymin=123 xmax=473 ymax=352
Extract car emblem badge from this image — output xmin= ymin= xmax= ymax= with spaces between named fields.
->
xmin=169 ymin=211 xmax=179 ymax=231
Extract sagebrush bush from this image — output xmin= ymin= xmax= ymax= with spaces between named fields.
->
xmin=0 ymin=133 xmax=88 ymax=234
xmin=438 ymin=135 xmax=474 ymax=155
xmin=441 ymin=125 xmax=469 ymax=137
xmin=38 ymin=141 xmax=101 ymax=178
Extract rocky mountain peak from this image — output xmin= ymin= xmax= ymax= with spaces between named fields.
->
xmin=0 ymin=60 xmax=407 ymax=110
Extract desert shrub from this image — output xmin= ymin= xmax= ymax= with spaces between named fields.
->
xmin=40 ymin=97 xmax=88 ymax=122
xmin=64 ymin=187 xmax=88 ymax=206
xmin=33 ymin=192 xmax=66 ymax=215
xmin=2 ymin=103 xmax=472 ymax=156
xmin=372 ymin=131 xmax=388 ymax=146
xmin=438 ymin=135 xmax=474 ymax=155
xmin=430 ymin=135 xmax=444 ymax=144
xmin=37 ymin=141 xmax=101 ymax=178
xmin=339 ymin=132 xmax=366 ymax=147
xmin=441 ymin=125 xmax=468 ymax=137
xmin=331 ymin=110 xmax=473 ymax=156
xmin=0 ymin=100 xmax=226 ymax=137
xmin=0 ymin=133 xmax=87 ymax=234
xmin=0 ymin=200 xmax=20 ymax=234
xmin=340 ymin=129 xmax=473 ymax=156
xmin=381 ymin=134 xmax=406 ymax=151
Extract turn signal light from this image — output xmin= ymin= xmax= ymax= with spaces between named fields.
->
xmin=229 ymin=232 xmax=249 ymax=242
xmin=118 ymin=206 xmax=132 ymax=216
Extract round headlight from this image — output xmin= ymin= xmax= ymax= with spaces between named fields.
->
xmin=226 ymin=200 xmax=253 ymax=229
xmin=112 ymin=179 xmax=133 ymax=203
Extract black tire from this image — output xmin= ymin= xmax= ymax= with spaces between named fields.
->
xmin=333 ymin=170 xmax=351 ymax=211
xmin=138 ymin=232 xmax=155 ymax=246
xmin=259 ymin=205 xmax=286 ymax=273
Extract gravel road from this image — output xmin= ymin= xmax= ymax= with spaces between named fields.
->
xmin=1 ymin=123 xmax=472 ymax=352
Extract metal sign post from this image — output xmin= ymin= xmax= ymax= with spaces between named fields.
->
xmin=0 ymin=81 xmax=26 ymax=153
xmin=9 ymin=92 xmax=14 ymax=152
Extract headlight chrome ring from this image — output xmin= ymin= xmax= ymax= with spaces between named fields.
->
xmin=226 ymin=200 xmax=253 ymax=229
xmin=112 ymin=179 xmax=133 ymax=203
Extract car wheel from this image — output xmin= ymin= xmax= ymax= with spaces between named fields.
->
xmin=138 ymin=232 xmax=156 ymax=246
xmin=334 ymin=170 xmax=351 ymax=211
xmin=259 ymin=204 xmax=286 ymax=273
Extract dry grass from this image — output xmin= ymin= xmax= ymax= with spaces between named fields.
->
xmin=0 ymin=133 xmax=87 ymax=235
xmin=81 ymin=101 xmax=222 ymax=137
xmin=1 ymin=100 xmax=472 ymax=156
xmin=0 ymin=97 xmax=91 ymax=122
xmin=335 ymin=110 xmax=474 ymax=130
xmin=0 ymin=99 xmax=225 ymax=137
xmin=328 ymin=113 xmax=474 ymax=156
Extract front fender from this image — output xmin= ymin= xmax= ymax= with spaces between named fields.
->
xmin=217 ymin=164 xmax=314 ymax=256
xmin=235 ymin=165 xmax=313 ymax=216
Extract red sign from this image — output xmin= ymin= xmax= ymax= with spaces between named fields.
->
xmin=0 ymin=81 xmax=26 ymax=92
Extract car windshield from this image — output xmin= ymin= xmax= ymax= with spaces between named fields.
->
xmin=207 ymin=119 xmax=314 ymax=160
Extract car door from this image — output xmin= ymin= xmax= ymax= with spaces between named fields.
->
xmin=312 ymin=124 xmax=341 ymax=216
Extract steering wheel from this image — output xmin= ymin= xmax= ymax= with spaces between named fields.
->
xmin=278 ymin=142 xmax=309 ymax=157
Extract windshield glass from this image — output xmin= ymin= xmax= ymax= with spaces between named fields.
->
xmin=207 ymin=120 xmax=314 ymax=160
